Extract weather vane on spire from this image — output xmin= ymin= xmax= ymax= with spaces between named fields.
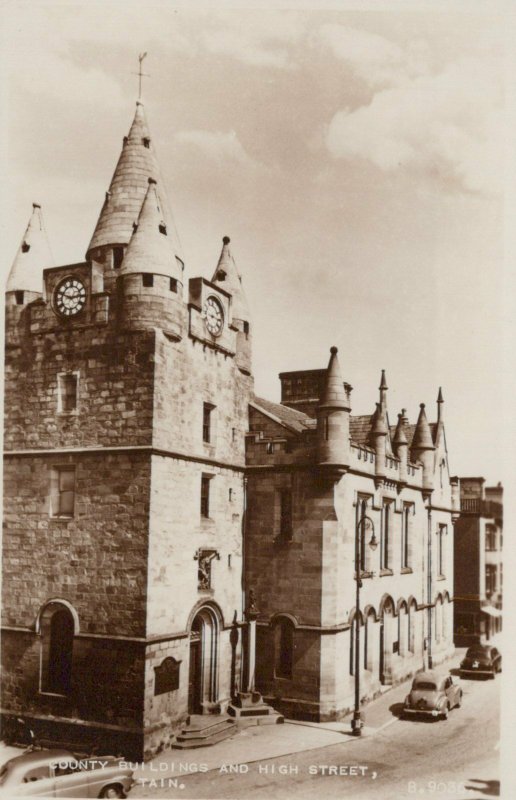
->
xmin=133 ymin=52 xmax=149 ymax=101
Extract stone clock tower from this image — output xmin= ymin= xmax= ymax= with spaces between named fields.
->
xmin=2 ymin=100 xmax=253 ymax=758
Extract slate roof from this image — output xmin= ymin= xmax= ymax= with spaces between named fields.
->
xmin=87 ymin=101 xmax=182 ymax=260
xmin=251 ymin=396 xmax=314 ymax=433
xmin=211 ymin=237 xmax=250 ymax=322
xmin=7 ymin=204 xmax=54 ymax=293
xmin=120 ymin=180 xmax=183 ymax=281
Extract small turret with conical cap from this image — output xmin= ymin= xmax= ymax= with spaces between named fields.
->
xmin=411 ymin=403 xmax=435 ymax=491
xmin=211 ymin=236 xmax=252 ymax=374
xmin=317 ymin=347 xmax=351 ymax=470
xmin=118 ymin=179 xmax=184 ymax=339
xmin=6 ymin=204 xmax=53 ymax=302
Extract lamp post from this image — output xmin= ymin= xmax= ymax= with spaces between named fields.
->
xmin=351 ymin=513 xmax=377 ymax=736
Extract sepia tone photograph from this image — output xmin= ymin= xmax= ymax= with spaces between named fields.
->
xmin=0 ymin=1 xmax=514 ymax=798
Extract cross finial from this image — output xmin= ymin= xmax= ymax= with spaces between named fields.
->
xmin=132 ymin=52 xmax=150 ymax=101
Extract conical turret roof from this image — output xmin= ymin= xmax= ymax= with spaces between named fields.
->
xmin=120 ymin=179 xmax=183 ymax=280
xmin=211 ymin=236 xmax=250 ymax=322
xmin=393 ymin=412 xmax=408 ymax=446
xmin=370 ymin=403 xmax=388 ymax=436
xmin=7 ymin=204 xmax=54 ymax=293
xmin=87 ymin=101 xmax=182 ymax=261
xmin=319 ymin=347 xmax=349 ymax=409
xmin=411 ymin=404 xmax=435 ymax=450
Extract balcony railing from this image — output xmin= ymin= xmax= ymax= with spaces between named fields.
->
xmin=460 ymin=498 xmax=503 ymax=518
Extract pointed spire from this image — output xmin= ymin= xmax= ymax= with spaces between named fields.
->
xmin=393 ymin=412 xmax=408 ymax=446
xmin=87 ymin=101 xmax=182 ymax=262
xmin=437 ymin=387 xmax=444 ymax=421
xmin=379 ymin=369 xmax=388 ymax=407
xmin=319 ymin=347 xmax=349 ymax=409
xmin=7 ymin=204 xmax=54 ymax=293
xmin=120 ymin=179 xmax=182 ymax=280
xmin=211 ymin=236 xmax=250 ymax=322
xmin=411 ymin=403 xmax=435 ymax=450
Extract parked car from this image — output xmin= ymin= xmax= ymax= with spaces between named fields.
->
xmin=0 ymin=748 xmax=135 ymax=798
xmin=402 ymin=671 xmax=462 ymax=720
xmin=459 ymin=644 xmax=501 ymax=679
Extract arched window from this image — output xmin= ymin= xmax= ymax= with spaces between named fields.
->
xmin=40 ymin=603 xmax=75 ymax=695
xmin=274 ymin=618 xmax=294 ymax=679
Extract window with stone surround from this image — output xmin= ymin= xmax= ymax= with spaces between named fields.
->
xmin=437 ymin=524 xmax=447 ymax=576
xmin=202 ymin=403 xmax=215 ymax=444
xmin=380 ymin=499 xmax=393 ymax=571
xmin=275 ymin=488 xmax=292 ymax=541
xmin=401 ymin=503 xmax=414 ymax=569
xmin=57 ymin=372 xmax=79 ymax=414
xmin=50 ymin=466 xmax=76 ymax=518
xmin=200 ymin=475 xmax=211 ymax=518
xmin=356 ymin=495 xmax=373 ymax=572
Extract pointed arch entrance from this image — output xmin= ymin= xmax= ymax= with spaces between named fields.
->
xmin=188 ymin=604 xmax=221 ymax=715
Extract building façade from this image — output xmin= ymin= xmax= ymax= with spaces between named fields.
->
xmin=2 ymin=98 xmax=459 ymax=758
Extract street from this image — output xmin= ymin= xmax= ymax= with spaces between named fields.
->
xmin=131 ymin=672 xmax=499 ymax=800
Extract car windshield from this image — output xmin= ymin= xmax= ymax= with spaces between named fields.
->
xmin=413 ymin=681 xmax=437 ymax=691
xmin=466 ymin=647 xmax=488 ymax=657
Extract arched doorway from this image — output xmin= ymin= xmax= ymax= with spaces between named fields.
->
xmin=188 ymin=606 xmax=220 ymax=715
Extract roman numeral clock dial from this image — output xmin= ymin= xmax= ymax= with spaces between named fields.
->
xmin=54 ymin=278 xmax=86 ymax=317
xmin=203 ymin=296 xmax=224 ymax=337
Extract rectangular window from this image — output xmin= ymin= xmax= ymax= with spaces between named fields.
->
xmin=438 ymin=524 xmax=447 ymax=576
xmin=51 ymin=467 xmax=76 ymax=517
xmin=57 ymin=373 xmax=78 ymax=413
xmin=202 ymin=403 xmax=215 ymax=443
xmin=279 ymin=489 xmax=293 ymax=539
xmin=170 ymin=278 xmax=178 ymax=293
xmin=401 ymin=503 xmax=412 ymax=569
xmin=381 ymin=500 xmax=392 ymax=570
xmin=356 ymin=496 xmax=371 ymax=572
xmin=486 ymin=526 xmax=496 ymax=551
xmin=142 ymin=274 xmax=154 ymax=287
xmin=201 ymin=475 xmax=211 ymax=518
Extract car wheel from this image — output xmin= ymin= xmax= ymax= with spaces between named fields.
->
xmin=441 ymin=704 xmax=449 ymax=720
xmin=99 ymin=785 xmax=125 ymax=799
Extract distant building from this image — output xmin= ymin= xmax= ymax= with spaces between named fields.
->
xmin=454 ymin=479 xmax=503 ymax=646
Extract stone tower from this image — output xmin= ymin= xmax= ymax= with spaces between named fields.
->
xmin=2 ymin=100 xmax=253 ymax=759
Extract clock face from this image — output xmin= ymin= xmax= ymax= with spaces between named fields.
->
xmin=204 ymin=296 xmax=224 ymax=337
xmin=55 ymin=278 xmax=87 ymax=317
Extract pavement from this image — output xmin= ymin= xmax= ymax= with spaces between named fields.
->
xmin=132 ymin=649 xmax=466 ymax=789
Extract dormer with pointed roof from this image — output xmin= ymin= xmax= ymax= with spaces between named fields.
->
xmin=87 ymin=101 xmax=183 ymax=283
xmin=6 ymin=204 xmax=54 ymax=303
xmin=118 ymin=179 xmax=184 ymax=340
xmin=211 ymin=236 xmax=252 ymax=375
xmin=317 ymin=346 xmax=351 ymax=470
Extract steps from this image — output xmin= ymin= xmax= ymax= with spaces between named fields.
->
xmin=228 ymin=691 xmax=284 ymax=726
xmin=172 ymin=715 xmax=237 ymax=749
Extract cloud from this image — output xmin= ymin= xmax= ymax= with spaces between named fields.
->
xmin=325 ymin=57 xmax=504 ymax=195
xmin=318 ymin=24 xmax=407 ymax=87
xmin=175 ymin=129 xmax=259 ymax=167
xmin=200 ymin=28 xmax=289 ymax=69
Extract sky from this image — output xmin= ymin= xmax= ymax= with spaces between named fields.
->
xmin=0 ymin=0 xmax=514 ymax=484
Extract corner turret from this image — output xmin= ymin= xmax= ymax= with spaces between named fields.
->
xmin=211 ymin=236 xmax=252 ymax=374
xmin=411 ymin=403 xmax=435 ymax=492
xmin=118 ymin=179 xmax=184 ymax=338
xmin=316 ymin=346 xmax=351 ymax=472
xmin=6 ymin=203 xmax=53 ymax=305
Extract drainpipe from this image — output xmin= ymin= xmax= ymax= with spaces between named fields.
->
xmin=240 ymin=475 xmax=248 ymax=689
xmin=427 ymin=504 xmax=433 ymax=669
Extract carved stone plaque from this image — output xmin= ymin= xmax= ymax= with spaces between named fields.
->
xmin=154 ymin=657 xmax=181 ymax=695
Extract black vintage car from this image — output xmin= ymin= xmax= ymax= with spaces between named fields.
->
xmin=459 ymin=644 xmax=501 ymax=678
